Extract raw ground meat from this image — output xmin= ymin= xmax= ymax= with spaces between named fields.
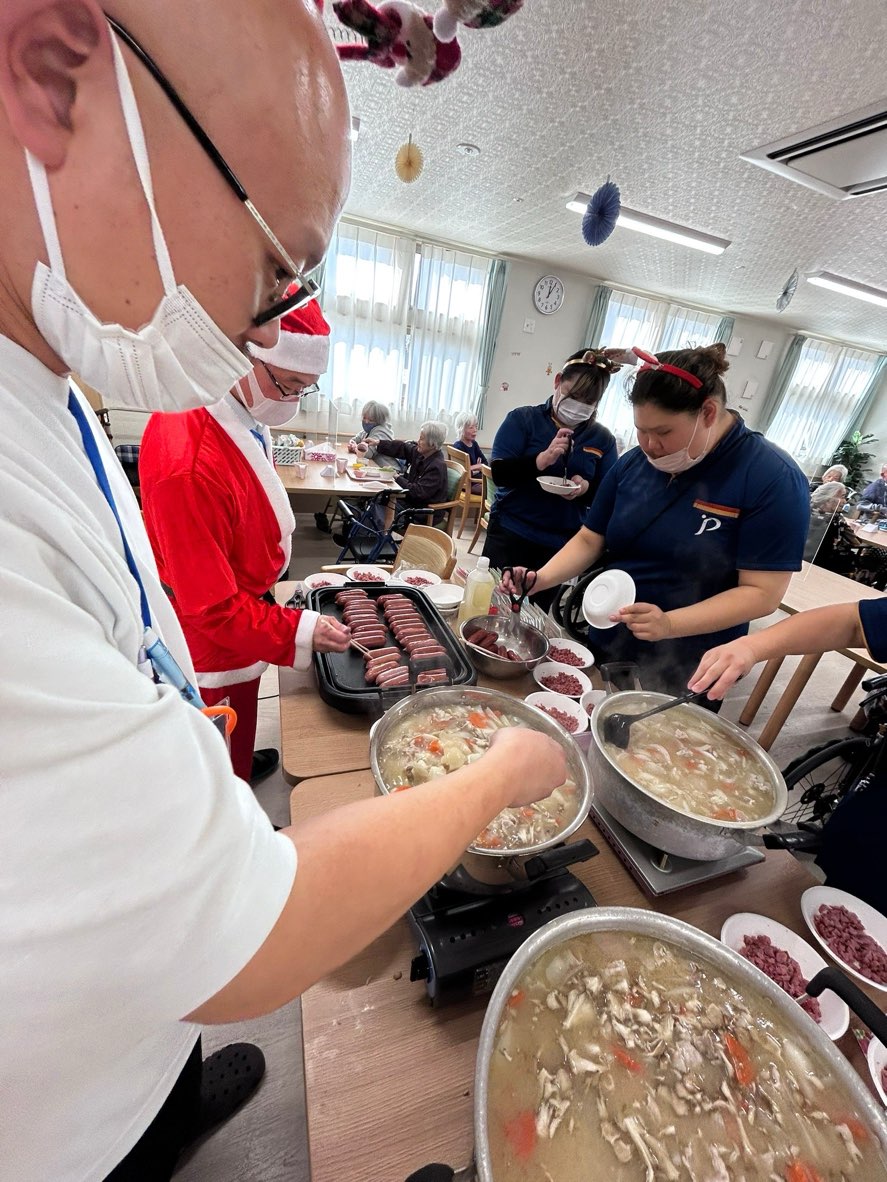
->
xmin=351 ymin=570 xmax=386 ymax=582
xmin=740 ymin=933 xmax=822 ymax=1023
xmin=538 ymin=704 xmax=579 ymax=733
xmin=814 ymin=903 xmax=887 ymax=985
xmin=404 ymin=575 xmax=431 ymax=586
xmin=548 ymin=645 xmax=584 ymax=667
xmin=541 ymin=672 xmax=583 ymax=696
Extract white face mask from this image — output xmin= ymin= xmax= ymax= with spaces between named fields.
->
xmin=555 ymin=394 xmax=593 ymax=427
xmin=26 ymin=35 xmax=252 ymax=414
xmin=645 ymin=413 xmax=713 ymax=475
xmin=240 ymin=370 xmax=301 ymax=427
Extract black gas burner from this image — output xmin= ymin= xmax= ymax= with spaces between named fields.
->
xmin=408 ymin=842 xmax=598 ymax=1007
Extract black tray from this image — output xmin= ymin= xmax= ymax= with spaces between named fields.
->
xmin=307 ymin=583 xmax=477 ymax=715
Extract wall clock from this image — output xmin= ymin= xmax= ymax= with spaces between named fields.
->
xmin=533 ymin=274 xmax=565 ymax=316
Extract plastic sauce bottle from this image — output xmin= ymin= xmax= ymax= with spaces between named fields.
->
xmin=458 ymin=557 xmax=496 ymax=625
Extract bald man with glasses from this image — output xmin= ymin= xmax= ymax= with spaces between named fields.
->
xmin=0 ymin=4 xmax=565 ymax=1179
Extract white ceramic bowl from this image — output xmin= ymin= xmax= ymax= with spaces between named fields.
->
xmin=801 ymin=885 xmax=887 ymax=993
xmin=720 ymin=912 xmax=849 ymax=1040
xmin=582 ymin=569 xmax=636 ymax=629
xmin=544 ymin=636 xmax=595 ymax=671
xmin=536 ymin=475 xmax=578 ymax=497
xmin=867 ymin=1037 xmax=887 ymax=1107
xmin=524 ymin=691 xmax=589 ymax=735
xmin=390 ymin=569 xmax=443 ymax=589
xmin=424 ymin=583 xmax=464 ymax=612
xmin=345 ymin=564 xmax=391 ymax=584
xmin=532 ymin=662 xmax=593 ymax=698
xmin=580 ymin=688 xmax=608 ymax=718
xmin=303 ymin=572 xmax=349 ymax=590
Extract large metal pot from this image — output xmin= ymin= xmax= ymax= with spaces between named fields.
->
xmin=588 ymin=691 xmax=788 ymax=860
xmin=369 ymin=686 xmax=593 ymax=889
xmin=472 ymin=908 xmax=887 ymax=1181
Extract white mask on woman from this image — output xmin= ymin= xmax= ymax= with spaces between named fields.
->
xmin=555 ymin=395 xmax=594 ymax=427
xmin=645 ymin=413 xmax=713 ymax=475
xmin=26 ymin=35 xmax=252 ymax=414
xmin=240 ymin=370 xmax=301 ymax=427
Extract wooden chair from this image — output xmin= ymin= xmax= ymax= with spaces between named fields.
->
xmin=468 ymin=464 xmax=495 ymax=554
xmin=321 ymin=524 xmax=457 ymax=579
xmin=446 ymin=445 xmax=484 ymax=538
xmin=429 ymin=460 xmax=468 ymax=537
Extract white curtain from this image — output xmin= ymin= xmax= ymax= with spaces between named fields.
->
xmin=405 ymin=243 xmax=490 ymax=421
xmin=319 ymin=222 xmax=413 ymax=408
xmin=766 ymin=340 xmax=884 ymax=473
xmin=657 ymin=306 xmax=722 ymax=351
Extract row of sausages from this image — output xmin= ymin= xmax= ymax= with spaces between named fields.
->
xmin=334 ymin=589 xmax=450 ymax=688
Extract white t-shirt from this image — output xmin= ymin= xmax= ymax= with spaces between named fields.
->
xmin=0 ymin=336 xmax=297 ymax=1181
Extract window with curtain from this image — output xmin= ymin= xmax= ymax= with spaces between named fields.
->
xmin=765 ymin=339 xmax=884 ymax=473
xmin=319 ymin=221 xmax=495 ymax=426
xmin=594 ymin=291 xmax=723 ymax=449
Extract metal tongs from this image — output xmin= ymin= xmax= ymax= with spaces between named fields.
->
xmin=501 ymin=566 xmax=538 ymax=639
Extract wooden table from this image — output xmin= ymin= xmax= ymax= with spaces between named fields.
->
xmin=738 ymin=563 xmax=886 ymax=749
xmin=276 ymin=445 xmax=400 ymax=499
xmin=849 ymin=520 xmax=887 ymax=551
xmin=290 ymin=771 xmax=878 ymax=1182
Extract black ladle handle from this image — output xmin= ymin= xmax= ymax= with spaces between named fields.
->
xmin=405 ymin=1167 xmax=455 ymax=1182
xmin=806 ymin=966 xmax=887 ymax=1045
xmin=625 ymin=688 xmax=703 ymax=724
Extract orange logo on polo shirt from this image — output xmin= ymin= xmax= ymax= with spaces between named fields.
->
xmin=693 ymin=499 xmax=740 ymax=537
xmin=582 ymin=446 xmax=604 ymax=457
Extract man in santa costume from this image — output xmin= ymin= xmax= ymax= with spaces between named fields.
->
xmin=139 ymin=299 xmax=350 ymax=784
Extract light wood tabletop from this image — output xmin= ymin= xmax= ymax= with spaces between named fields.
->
xmin=849 ymin=520 xmax=887 ymax=551
xmin=275 ymin=444 xmax=402 ymax=498
xmin=290 ymin=770 xmax=877 ymax=1182
xmin=739 ymin=563 xmax=886 ymax=749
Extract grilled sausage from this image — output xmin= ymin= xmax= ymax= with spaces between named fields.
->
xmin=376 ymin=666 xmax=411 ymax=687
xmin=363 ymin=646 xmax=401 ymax=663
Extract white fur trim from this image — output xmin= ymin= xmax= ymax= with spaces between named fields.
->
xmin=252 ymin=333 xmax=329 ymax=374
xmin=196 ymin=661 xmax=268 ymax=689
xmin=206 ymin=395 xmax=295 ymax=574
xmin=292 ymin=609 xmax=319 ymax=671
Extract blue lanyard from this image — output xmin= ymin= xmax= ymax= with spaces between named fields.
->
xmin=67 ymin=389 xmax=204 ymax=707
xmin=250 ymin=427 xmax=268 ymax=453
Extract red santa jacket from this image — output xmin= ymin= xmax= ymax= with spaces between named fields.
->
xmin=139 ymin=396 xmax=316 ymax=686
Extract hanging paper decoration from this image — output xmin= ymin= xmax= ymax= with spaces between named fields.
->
xmin=776 ymin=268 xmax=799 ymax=312
xmin=395 ymin=136 xmax=424 ymax=183
xmin=582 ymin=179 xmax=622 ymax=246
xmin=433 ymin=0 xmax=526 ymax=43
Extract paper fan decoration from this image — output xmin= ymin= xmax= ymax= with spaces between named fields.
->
xmin=776 ymin=268 xmax=799 ymax=312
xmin=395 ymin=136 xmax=424 ymax=184
xmin=582 ymin=179 xmax=622 ymax=246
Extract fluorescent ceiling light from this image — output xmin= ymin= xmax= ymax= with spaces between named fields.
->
xmin=350 ymin=116 xmax=361 ymax=142
xmin=566 ymin=192 xmax=730 ymax=255
xmin=806 ymin=271 xmax=887 ymax=308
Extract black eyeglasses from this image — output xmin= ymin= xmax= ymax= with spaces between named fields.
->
xmin=107 ymin=17 xmax=319 ymax=327
xmin=258 ymin=360 xmax=319 ymax=401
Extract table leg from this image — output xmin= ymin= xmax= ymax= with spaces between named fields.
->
xmin=831 ymin=664 xmax=865 ymax=713
xmin=756 ymin=653 xmax=823 ymax=751
xmin=738 ymin=657 xmax=785 ymax=726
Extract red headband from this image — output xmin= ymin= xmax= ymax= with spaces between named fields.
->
xmin=632 ymin=347 xmax=703 ymax=390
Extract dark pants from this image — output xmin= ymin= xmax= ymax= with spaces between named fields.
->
xmin=201 ymin=678 xmax=261 ymax=783
xmin=105 ymin=1038 xmax=202 ymax=1181
xmin=482 ymin=517 xmax=566 ymax=612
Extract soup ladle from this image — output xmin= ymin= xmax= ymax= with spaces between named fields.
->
xmin=603 ymin=690 xmax=705 ymax=750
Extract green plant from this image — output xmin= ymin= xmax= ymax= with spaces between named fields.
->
xmin=829 ymin=431 xmax=879 ymax=492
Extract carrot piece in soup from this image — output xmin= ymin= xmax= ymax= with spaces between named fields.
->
xmin=467 ymin=711 xmax=488 ymax=728
xmin=724 ymin=1032 xmax=755 ymax=1086
xmin=506 ymin=989 xmax=525 ymax=1010
xmin=503 ymin=1110 xmax=537 ymax=1160
xmin=785 ymin=1161 xmax=824 ymax=1182
xmin=611 ymin=1044 xmax=643 ymax=1073
xmin=711 ymin=806 xmax=739 ymax=821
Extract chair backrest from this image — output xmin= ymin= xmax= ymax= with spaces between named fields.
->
xmin=479 ymin=463 xmax=496 ymax=514
xmin=446 ymin=444 xmax=470 ymax=474
xmin=397 ymin=524 xmax=457 ymax=579
xmin=443 ymin=460 xmax=466 ymax=503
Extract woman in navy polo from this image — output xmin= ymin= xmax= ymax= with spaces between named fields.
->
xmin=483 ymin=348 xmax=622 ymax=610
xmin=507 ymin=343 xmax=810 ymax=695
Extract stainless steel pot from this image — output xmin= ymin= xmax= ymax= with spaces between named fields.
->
xmin=369 ymin=686 xmax=593 ymax=889
xmin=588 ymin=691 xmax=788 ymax=860
xmin=473 ymin=908 xmax=887 ymax=1181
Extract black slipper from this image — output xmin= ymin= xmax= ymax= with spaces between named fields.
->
xmin=250 ymin=748 xmax=280 ymax=785
xmin=193 ymin=1043 xmax=266 ymax=1139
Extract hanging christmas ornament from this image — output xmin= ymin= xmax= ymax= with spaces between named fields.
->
xmin=582 ymin=179 xmax=622 ymax=246
xmin=776 ymin=268 xmax=800 ymax=312
xmin=395 ymin=135 xmax=424 ymax=183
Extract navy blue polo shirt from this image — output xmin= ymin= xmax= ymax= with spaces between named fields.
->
xmin=582 ymin=415 xmax=810 ymax=678
xmin=859 ymin=599 xmax=887 ymax=660
xmin=491 ymin=399 xmax=617 ymax=546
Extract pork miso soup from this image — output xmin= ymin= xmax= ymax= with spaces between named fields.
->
xmin=603 ymin=706 xmax=775 ymax=824
xmin=488 ymin=931 xmax=885 ymax=1181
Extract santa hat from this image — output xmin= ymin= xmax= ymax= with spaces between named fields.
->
xmin=252 ymin=297 xmax=331 ymax=375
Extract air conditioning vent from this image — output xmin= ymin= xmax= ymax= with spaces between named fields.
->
xmin=742 ymin=102 xmax=887 ymax=200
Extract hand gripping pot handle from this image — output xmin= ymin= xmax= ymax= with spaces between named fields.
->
xmin=806 ymin=967 xmax=887 ymax=1045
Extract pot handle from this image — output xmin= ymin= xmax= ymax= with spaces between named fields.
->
xmin=762 ymin=830 xmax=824 ymax=853
xmin=806 ymin=967 xmax=887 ymax=1045
xmin=524 ymin=838 xmax=599 ymax=880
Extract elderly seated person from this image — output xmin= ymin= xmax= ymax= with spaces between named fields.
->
xmin=347 ymin=400 xmax=393 ymax=460
xmin=811 ymin=462 xmax=848 ymax=490
xmin=361 ymin=420 xmax=449 ymax=525
xmin=810 ymin=480 xmax=847 ymax=516
xmin=862 ymin=463 xmax=887 ymax=508
xmin=452 ymin=413 xmax=488 ymax=493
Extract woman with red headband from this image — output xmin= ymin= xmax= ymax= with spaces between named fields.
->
xmin=503 ymin=343 xmax=810 ymax=698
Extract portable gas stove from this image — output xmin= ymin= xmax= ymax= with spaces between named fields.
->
xmin=408 ymin=840 xmax=598 ymax=1006
xmin=589 ymin=800 xmax=765 ymax=897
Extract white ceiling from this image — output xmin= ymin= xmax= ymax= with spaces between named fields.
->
xmin=330 ymin=0 xmax=887 ymax=351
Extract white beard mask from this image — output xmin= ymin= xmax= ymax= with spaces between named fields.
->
xmin=26 ymin=34 xmax=252 ymax=413
xmin=240 ymin=370 xmax=302 ymax=427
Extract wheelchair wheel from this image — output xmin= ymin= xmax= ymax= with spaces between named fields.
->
xmin=780 ymin=737 xmax=871 ymax=828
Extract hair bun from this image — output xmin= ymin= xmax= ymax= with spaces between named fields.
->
xmin=702 ymin=342 xmax=730 ymax=376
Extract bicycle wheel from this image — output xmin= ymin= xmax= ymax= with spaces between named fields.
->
xmin=781 ymin=737 xmax=871 ymax=827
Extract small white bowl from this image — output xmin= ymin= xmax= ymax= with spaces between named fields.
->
xmin=545 ymin=637 xmax=595 ymax=671
xmin=303 ymin=572 xmax=349 ymax=590
xmin=532 ymin=662 xmax=592 ymax=698
xmin=801 ymin=885 xmax=887 ymax=993
xmin=390 ymin=569 xmax=443 ymax=589
xmin=424 ymin=583 xmax=464 ymax=612
xmin=536 ymin=475 xmax=578 ymax=497
xmin=720 ymin=912 xmax=849 ymax=1040
xmin=583 ymin=569 xmax=636 ymax=630
xmin=525 ymin=691 xmax=588 ymax=735
xmin=867 ymin=1037 xmax=887 ymax=1107
xmin=580 ymin=688 xmax=608 ymax=718
xmin=345 ymin=565 xmax=391 ymax=584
